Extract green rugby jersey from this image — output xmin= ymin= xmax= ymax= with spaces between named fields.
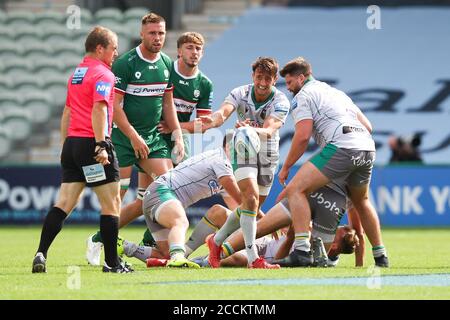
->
xmin=112 ymin=46 xmax=173 ymax=137
xmin=170 ymin=59 xmax=213 ymax=122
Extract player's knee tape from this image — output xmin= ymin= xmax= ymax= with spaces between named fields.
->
xmin=137 ymin=187 xmax=146 ymax=200
xmin=120 ymin=178 xmax=130 ymax=190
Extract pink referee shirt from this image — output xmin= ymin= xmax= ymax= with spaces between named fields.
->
xmin=65 ymin=56 xmax=115 ymax=138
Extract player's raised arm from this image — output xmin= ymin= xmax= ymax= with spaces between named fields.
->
xmin=253 ymin=116 xmax=284 ymax=139
xmin=200 ymin=102 xmax=235 ymax=129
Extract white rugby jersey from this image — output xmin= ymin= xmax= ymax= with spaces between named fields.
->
xmin=224 ymin=84 xmax=290 ymax=154
xmin=155 ymin=148 xmax=233 ymax=208
xmin=291 ymin=79 xmax=375 ymax=151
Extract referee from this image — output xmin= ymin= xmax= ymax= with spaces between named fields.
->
xmin=32 ymin=26 xmax=131 ymax=273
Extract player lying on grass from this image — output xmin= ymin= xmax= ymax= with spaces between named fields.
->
xmin=206 ymin=178 xmax=366 ymax=268
xmin=121 ymin=180 xmax=363 ymax=268
xmin=191 ymin=224 xmax=359 ymax=268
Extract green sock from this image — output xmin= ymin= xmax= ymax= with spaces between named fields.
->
xmin=140 ymin=229 xmax=156 ymax=247
xmin=92 ymin=230 xmax=102 ymax=243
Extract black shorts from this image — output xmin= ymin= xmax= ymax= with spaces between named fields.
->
xmin=61 ymin=137 xmax=120 ymax=187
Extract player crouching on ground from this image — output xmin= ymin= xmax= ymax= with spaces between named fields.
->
xmin=137 ymin=132 xmax=241 ymax=268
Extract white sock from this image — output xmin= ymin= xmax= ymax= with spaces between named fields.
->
xmin=240 ymin=210 xmax=258 ymax=264
xmin=132 ymin=245 xmax=153 ymax=262
xmin=294 ymin=232 xmax=311 ymax=252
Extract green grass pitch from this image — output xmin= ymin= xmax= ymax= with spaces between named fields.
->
xmin=1 ymin=225 xmax=449 ymax=300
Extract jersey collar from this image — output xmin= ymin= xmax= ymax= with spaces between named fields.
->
xmin=174 ymin=59 xmax=199 ymax=79
xmin=136 ymin=46 xmax=161 ymax=63
xmin=251 ymin=85 xmax=275 ymax=110
xmin=83 ymin=55 xmax=111 ymax=69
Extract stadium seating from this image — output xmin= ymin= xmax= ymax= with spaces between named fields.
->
xmin=95 ymin=7 xmax=124 ymax=25
xmin=13 ymin=75 xmax=41 ymax=94
xmin=0 ymin=109 xmax=33 ymax=141
xmin=22 ymin=92 xmax=54 ymax=124
xmin=14 ymin=25 xmax=43 ymax=42
xmin=123 ymin=7 xmax=149 ymax=23
xmin=0 ymin=25 xmax=15 ymax=41
xmin=0 ymin=92 xmax=21 ymax=112
xmin=3 ymin=58 xmax=33 ymax=77
xmin=23 ymin=42 xmax=53 ymax=61
xmin=0 ymin=6 xmax=148 ymax=160
xmin=0 ymin=9 xmax=6 ymax=24
xmin=0 ymin=126 xmax=12 ymax=159
xmin=41 ymin=25 xmax=70 ymax=43
xmin=5 ymin=10 xmax=35 ymax=26
xmin=41 ymin=75 xmax=68 ymax=109
xmin=52 ymin=41 xmax=85 ymax=59
xmin=34 ymin=11 xmax=65 ymax=27
xmin=33 ymin=58 xmax=65 ymax=78
xmin=0 ymin=76 xmax=13 ymax=93
xmin=79 ymin=8 xmax=94 ymax=25
xmin=0 ymin=41 xmax=23 ymax=59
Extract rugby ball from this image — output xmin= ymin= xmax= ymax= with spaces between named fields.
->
xmin=234 ymin=126 xmax=261 ymax=159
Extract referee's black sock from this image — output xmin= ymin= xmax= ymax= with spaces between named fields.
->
xmin=37 ymin=206 xmax=68 ymax=259
xmin=100 ymin=215 xmax=120 ymax=267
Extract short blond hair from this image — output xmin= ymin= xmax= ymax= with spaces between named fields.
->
xmin=177 ymin=32 xmax=205 ymax=48
xmin=141 ymin=12 xmax=165 ymax=25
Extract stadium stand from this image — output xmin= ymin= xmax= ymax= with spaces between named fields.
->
xmin=0 ymin=0 xmax=255 ymax=163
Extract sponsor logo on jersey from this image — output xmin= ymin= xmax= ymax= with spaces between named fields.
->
xmin=310 ymin=191 xmax=341 ymax=215
xmin=208 ymin=180 xmax=220 ymax=195
xmin=126 ymin=83 xmax=168 ymax=96
xmin=290 ymin=99 xmax=298 ymax=111
xmin=274 ymin=103 xmax=289 ymax=115
xmin=179 ymin=80 xmax=189 ymax=86
xmin=115 ymin=76 xmax=121 ymax=85
xmin=95 ymin=81 xmax=112 ymax=97
xmin=71 ymin=67 xmax=88 ymax=84
xmin=148 ymin=65 xmax=158 ymax=70
xmin=343 ymin=126 xmax=365 ymax=134
xmin=174 ymin=98 xmax=196 ymax=113
xmin=194 ymin=89 xmax=200 ymax=98
xmin=164 ymin=69 xmax=169 ymax=78
xmin=135 ymin=71 xmax=141 ymax=79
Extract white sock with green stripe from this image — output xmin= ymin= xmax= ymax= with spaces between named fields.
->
xmin=221 ymin=241 xmax=235 ymax=259
xmin=214 ymin=208 xmax=241 ymax=246
xmin=185 ymin=216 xmax=218 ymax=257
xmin=372 ymin=245 xmax=387 ymax=258
xmin=240 ymin=209 xmax=259 ymax=264
xmin=169 ymin=243 xmax=185 ymax=260
xmin=294 ymin=232 xmax=311 ymax=252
